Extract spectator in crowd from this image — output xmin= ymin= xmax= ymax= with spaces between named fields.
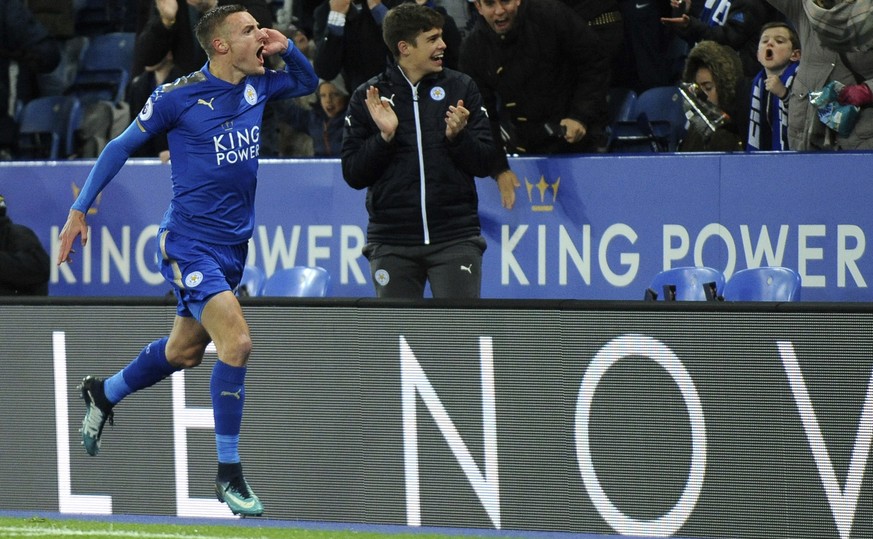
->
xmin=57 ymin=5 xmax=318 ymax=516
xmin=263 ymin=77 xmax=349 ymax=157
xmin=285 ymin=22 xmax=318 ymax=61
xmin=661 ymin=0 xmax=774 ymax=78
xmin=341 ymin=3 xmax=510 ymax=298
xmin=280 ymin=77 xmax=349 ymax=156
xmin=561 ymin=0 xmax=624 ymax=86
xmin=460 ymin=0 xmax=610 ymax=154
xmin=802 ymin=0 xmax=873 ymax=52
xmin=614 ymin=0 xmax=686 ymax=92
xmin=312 ymin=0 xmax=394 ymax=95
xmin=679 ymin=40 xmax=747 ymax=152
xmin=0 ymin=194 xmax=49 ymax=295
xmin=126 ymin=51 xmax=186 ymax=162
xmin=747 ymin=21 xmax=800 ymax=151
xmin=313 ymin=0 xmax=461 ymax=95
xmin=133 ymin=0 xmax=275 ymax=76
xmin=434 ymin=0 xmax=477 ymax=38
xmin=293 ymin=0 xmax=324 ymax=38
xmin=0 ymin=0 xmax=61 ymax=159
xmin=768 ymin=0 xmax=873 ymax=150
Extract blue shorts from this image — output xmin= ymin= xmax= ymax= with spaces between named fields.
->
xmin=157 ymin=228 xmax=247 ymax=321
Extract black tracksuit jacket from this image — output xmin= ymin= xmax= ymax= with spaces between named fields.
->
xmin=342 ymin=65 xmax=498 ymax=246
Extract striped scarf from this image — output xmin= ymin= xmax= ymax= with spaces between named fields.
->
xmin=747 ymin=62 xmax=798 ymax=151
xmin=699 ymin=0 xmax=734 ymax=27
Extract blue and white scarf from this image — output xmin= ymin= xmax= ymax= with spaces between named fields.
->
xmin=747 ymin=62 xmax=798 ymax=151
xmin=699 ymin=0 xmax=734 ymax=27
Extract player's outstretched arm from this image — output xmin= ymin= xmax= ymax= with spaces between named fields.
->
xmin=58 ymin=123 xmax=152 ymax=265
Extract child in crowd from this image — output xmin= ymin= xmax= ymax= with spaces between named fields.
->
xmin=747 ymin=22 xmax=801 ymax=151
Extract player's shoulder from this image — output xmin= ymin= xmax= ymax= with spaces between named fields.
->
xmin=159 ymin=71 xmax=208 ymax=95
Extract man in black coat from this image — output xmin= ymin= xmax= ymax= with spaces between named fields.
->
xmin=0 ymin=195 xmax=49 ymax=295
xmin=459 ymin=0 xmax=610 ymax=156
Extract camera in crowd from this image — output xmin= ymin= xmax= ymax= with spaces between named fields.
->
xmin=544 ymin=121 xmax=567 ymax=139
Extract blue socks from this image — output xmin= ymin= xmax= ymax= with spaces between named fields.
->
xmin=104 ymin=337 xmax=179 ymax=405
xmin=102 ymin=338 xmax=247 ymax=466
xmin=211 ymin=360 xmax=247 ymax=464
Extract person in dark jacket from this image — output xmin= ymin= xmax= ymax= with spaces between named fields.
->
xmin=341 ymin=3 xmax=507 ymax=298
xmin=560 ymin=0 xmax=624 ymax=86
xmin=459 ymin=0 xmax=611 ymax=155
xmin=0 ymin=195 xmax=50 ymax=295
xmin=132 ymin=0 xmax=274 ymax=76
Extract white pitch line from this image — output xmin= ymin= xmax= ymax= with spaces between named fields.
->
xmin=0 ymin=526 xmax=272 ymax=539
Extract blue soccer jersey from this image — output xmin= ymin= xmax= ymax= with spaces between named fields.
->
xmin=72 ymin=44 xmax=318 ymax=245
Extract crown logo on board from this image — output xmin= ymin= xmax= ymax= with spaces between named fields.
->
xmin=525 ymin=175 xmax=560 ymax=212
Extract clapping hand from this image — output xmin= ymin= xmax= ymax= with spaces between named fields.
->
xmin=365 ymin=86 xmax=398 ymax=142
xmin=445 ymin=100 xmax=469 ymax=141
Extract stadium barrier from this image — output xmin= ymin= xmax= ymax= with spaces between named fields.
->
xmin=1 ymin=152 xmax=873 ymax=300
xmin=2 ymin=296 xmax=871 ymax=539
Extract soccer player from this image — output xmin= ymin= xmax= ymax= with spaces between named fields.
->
xmin=56 ymin=4 xmax=318 ymax=516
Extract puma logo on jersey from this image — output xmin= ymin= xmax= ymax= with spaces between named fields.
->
xmin=460 ymin=264 xmax=472 ymax=274
xmin=380 ymin=94 xmax=396 ymax=107
xmin=220 ymin=389 xmax=242 ymax=399
xmin=197 ymin=97 xmax=215 ymax=110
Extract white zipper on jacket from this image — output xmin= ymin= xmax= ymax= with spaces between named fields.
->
xmin=400 ymin=68 xmax=430 ymax=245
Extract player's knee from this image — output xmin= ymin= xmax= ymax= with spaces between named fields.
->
xmin=214 ymin=332 xmax=252 ymax=366
xmin=165 ymin=341 xmax=207 ymax=369
xmin=167 ymin=349 xmax=205 ymax=369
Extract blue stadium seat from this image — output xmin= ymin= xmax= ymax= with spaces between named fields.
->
xmin=78 ymin=32 xmax=136 ymax=73
xmin=65 ymin=32 xmax=135 ymax=105
xmin=605 ymin=87 xmax=638 ymax=149
xmin=609 ymin=86 xmax=688 ymax=153
xmin=262 ymin=266 xmax=331 ymax=297
xmin=646 ymin=266 xmax=724 ymax=301
xmin=607 ymin=87 xmax=637 ymax=125
xmin=722 ymin=267 xmax=802 ymax=301
xmin=236 ymin=265 xmax=266 ymax=297
xmin=17 ymin=96 xmax=82 ymax=160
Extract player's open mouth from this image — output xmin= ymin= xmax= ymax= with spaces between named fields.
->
xmin=257 ymin=46 xmax=265 ymax=64
xmin=765 ymin=48 xmax=774 ymax=61
xmin=432 ymin=52 xmax=444 ymax=65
